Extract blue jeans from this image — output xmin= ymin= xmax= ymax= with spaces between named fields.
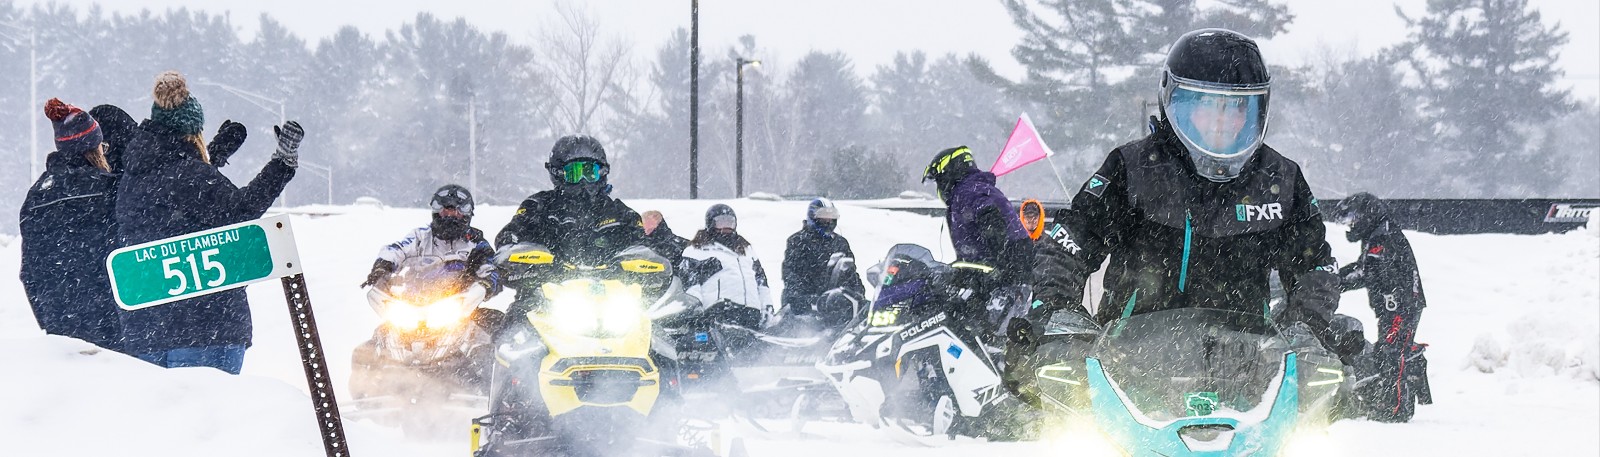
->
xmin=136 ymin=345 xmax=247 ymax=374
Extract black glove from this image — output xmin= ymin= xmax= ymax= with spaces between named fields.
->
xmin=207 ymin=120 xmax=247 ymax=168
xmin=471 ymin=307 xmax=506 ymax=333
xmin=273 ymin=121 xmax=303 ymax=168
xmin=360 ymin=260 xmax=396 ymax=288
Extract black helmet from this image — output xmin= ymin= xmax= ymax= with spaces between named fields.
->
xmin=1159 ymin=28 xmax=1272 ymax=182
xmin=922 ymin=146 xmax=977 ymax=203
xmin=705 ymin=204 xmax=737 ymax=232
xmin=1333 ymin=192 xmax=1390 ymax=241
xmin=546 ymin=135 xmax=610 ymax=195
xmin=429 ymin=184 xmax=474 ymax=240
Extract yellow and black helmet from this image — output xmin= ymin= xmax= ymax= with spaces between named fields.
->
xmin=922 ymin=146 xmax=976 ymax=202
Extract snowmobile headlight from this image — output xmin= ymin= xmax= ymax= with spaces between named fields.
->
xmin=543 ymin=279 xmax=646 ymax=336
xmin=1045 ymin=423 xmax=1125 ymax=457
xmin=422 ymin=296 xmax=469 ymax=326
xmin=384 ymin=300 xmax=425 ymax=330
xmin=1282 ymin=430 xmax=1340 ymax=457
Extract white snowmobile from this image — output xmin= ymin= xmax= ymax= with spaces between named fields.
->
xmin=348 ymin=259 xmax=493 ymax=437
xmin=817 ymin=244 xmax=1017 ymax=445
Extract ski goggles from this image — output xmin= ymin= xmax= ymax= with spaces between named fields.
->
xmin=710 ymin=214 xmax=737 ymax=230
xmin=555 ymin=160 xmax=608 ymax=184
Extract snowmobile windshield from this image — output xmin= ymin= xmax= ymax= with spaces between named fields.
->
xmin=867 ymin=244 xmax=947 ymax=326
xmin=383 ymin=258 xmax=471 ymax=304
xmin=1167 ymin=82 xmax=1268 ymax=181
xmin=1089 ymin=308 xmax=1287 ymax=421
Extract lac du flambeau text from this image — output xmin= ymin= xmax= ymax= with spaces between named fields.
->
xmin=132 ymin=228 xmax=243 ymax=262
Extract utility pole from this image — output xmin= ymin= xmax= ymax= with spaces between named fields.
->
xmin=689 ymin=0 xmax=700 ymax=199
xmin=469 ymin=94 xmax=478 ymax=192
xmin=735 ymin=58 xmax=760 ymax=198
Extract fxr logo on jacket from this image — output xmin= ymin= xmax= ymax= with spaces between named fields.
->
xmin=1235 ymin=202 xmax=1283 ymax=222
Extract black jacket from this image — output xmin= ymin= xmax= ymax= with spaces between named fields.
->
xmin=1339 ymin=222 xmax=1426 ymax=315
xmin=20 ymin=151 xmax=122 ymax=350
xmin=781 ymin=224 xmax=865 ymax=305
xmin=1034 ymin=125 xmax=1340 ymax=332
xmin=643 ymin=220 xmax=690 ymax=268
xmin=114 ymin=123 xmax=295 ymax=355
xmin=496 ymin=189 xmax=647 ymax=310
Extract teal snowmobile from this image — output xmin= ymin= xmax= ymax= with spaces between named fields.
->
xmin=1035 ymin=308 xmax=1347 ymax=456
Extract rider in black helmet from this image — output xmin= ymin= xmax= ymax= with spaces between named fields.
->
xmin=494 ymin=135 xmax=648 ymax=307
xmin=1007 ymin=28 xmax=1352 ymax=406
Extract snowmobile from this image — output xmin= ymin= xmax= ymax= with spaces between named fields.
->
xmin=1034 ymin=307 xmax=1347 ymax=456
xmin=816 ymin=244 xmax=1014 ymax=444
xmin=668 ymin=254 xmax=865 ymax=433
xmin=348 ymin=258 xmax=493 ymax=436
xmin=470 ymin=242 xmax=745 ymax=457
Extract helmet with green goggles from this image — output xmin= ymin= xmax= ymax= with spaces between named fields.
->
xmin=553 ymin=160 xmax=608 ymax=184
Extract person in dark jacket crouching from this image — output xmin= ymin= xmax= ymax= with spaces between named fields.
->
xmin=114 ymin=71 xmax=301 ymax=374
xmin=20 ymin=98 xmax=121 ymax=350
xmin=1333 ymin=192 xmax=1431 ymax=422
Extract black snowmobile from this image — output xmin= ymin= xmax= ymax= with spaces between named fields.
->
xmin=666 ymin=254 xmax=865 ymax=434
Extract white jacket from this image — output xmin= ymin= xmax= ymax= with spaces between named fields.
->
xmin=681 ymin=240 xmax=775 ymax=319
xmin=376 ymin=226 xmax=499 ymax=290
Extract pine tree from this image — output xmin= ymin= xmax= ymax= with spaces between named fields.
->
xmin=1397 ymin=0 xmax=1572 ymax=196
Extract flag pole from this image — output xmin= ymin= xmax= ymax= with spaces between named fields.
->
xmin=1045 ymin=155 xmax=1073 ymax=199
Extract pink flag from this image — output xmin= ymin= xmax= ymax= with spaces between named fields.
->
xmin=990 ymin=113 xmax=1055 ymax=177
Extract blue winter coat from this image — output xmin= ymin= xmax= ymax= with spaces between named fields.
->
xmin=944 ymin=171 xmax=1034 ymax=281
xmin=20 ymin=151 xmax=122 ymax=350
xmin=113 ymin=123 xmax=295 ymax=355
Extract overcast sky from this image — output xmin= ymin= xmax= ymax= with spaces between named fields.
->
xmin=19 ymin=0 xmax=1600 ymax=102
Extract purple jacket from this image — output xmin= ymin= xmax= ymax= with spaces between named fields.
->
xmin=945 ymin=172 xmax=1032 ymax=276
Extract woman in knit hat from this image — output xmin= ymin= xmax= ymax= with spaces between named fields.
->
xmin=19 ymin=98 xmax=122 ymax=351
xmin=113 ymin=70 xmax=304 ymax=374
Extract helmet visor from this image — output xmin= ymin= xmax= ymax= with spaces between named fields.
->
xmin=711 ymin=214 xmax=737 ymax=230
xmin=1167 ymin=85 xmax=1267 ymax=159
xmin=558 ymin=160 xmax=608 ymax=184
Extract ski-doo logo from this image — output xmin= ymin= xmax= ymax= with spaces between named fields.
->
xmin=1236 ymin=202 xmax=1283 ymax=222
xmin=1544 ymin=203 xmax=1599 ymax=223
xmin=899 ymin=312 xmax=948 ymax=340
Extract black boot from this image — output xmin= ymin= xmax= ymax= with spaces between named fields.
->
xmin=1409 ymin=345 xmax=1432 ymax=405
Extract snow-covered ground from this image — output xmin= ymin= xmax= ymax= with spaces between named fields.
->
xmin=1 ymin=199 xmax=1596 ymax=456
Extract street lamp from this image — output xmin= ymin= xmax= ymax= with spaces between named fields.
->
xmin=194 ymin=79 xmax=334 ymax=206
xmin=735 ymin=58 xmax=760 ymax=198
xmin=0 ymin=21 xmax=39 ymax=179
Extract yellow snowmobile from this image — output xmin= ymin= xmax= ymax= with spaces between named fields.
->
xmin=470 ymin=242 xmax=746 ymax=457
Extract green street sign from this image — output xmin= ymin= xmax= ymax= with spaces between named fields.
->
xmin=106 ymin=214 xmax=303 ymax=310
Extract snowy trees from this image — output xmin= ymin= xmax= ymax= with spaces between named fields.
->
xmin=1396 ymin=0 xmax=1574 ymax=197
